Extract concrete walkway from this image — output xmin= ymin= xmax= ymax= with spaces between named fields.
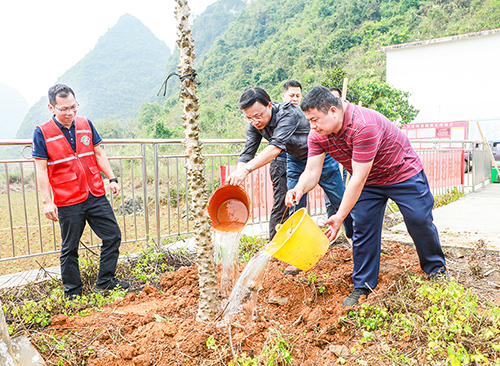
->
xmin=1 ymin=183 xmax=498 ymax=289
xmin=383 ymin=182 xmax=500 ymax=249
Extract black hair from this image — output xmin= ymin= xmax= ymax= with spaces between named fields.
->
xmin=48 ymin=84 xmax=75 ymax=106
xmin=329 ymin=86 xmax=341 ymax=95
xmin=282 ymin=80 xmax=302 ymax=93
xmin=238 ymin=87 xmax=271 ymax=110
xmin=301 ymin=86 xmax=342 ymax=114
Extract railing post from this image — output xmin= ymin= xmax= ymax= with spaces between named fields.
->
xmin=20 ymin=163 xmax=30 ymax=255
xmin=472 ymin=142 xmax=476 ymax=192
xmin=141 ymin=144 xmax=149 ymax=243
xmin=154 ymin=143 xmax=161 ymax=249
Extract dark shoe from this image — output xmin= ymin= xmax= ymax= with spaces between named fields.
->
xmin=95 ymin=278 xmax=130 ymax=293
xmin=65 ymin=292 xmax=82 ymax=301
xmin=428 ymin=271 xmax=449 ymax=282
xmin=283 ymin=265 xmax=301 ymax=276
xmin=341 ymin=288 xmax=370 ymax=308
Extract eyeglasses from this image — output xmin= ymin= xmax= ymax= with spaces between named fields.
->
xmin=53 ymin=102 xmax=79 ymax=113
xmin=246 ymin=114 xmax=263 ymax=123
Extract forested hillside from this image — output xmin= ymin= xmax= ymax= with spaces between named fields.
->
xmin=158 ymin=0 xmax=248 ymax=102
xmin=15 ymin=14 xmax=170 ymax=139
xmin=148 ymin=0 xmax=500 ymax=140
xmin=13 ymin=0 xmax=500 ymax=142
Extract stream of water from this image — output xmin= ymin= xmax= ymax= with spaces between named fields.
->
xmin=218 ymin=249 xmax=271 ymax=326
xmin=213 ymin=230 xmax=242 ymax=299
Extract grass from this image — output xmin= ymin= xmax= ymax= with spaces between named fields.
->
xmin=0 ymin=185 xmax=196 ymax=275
xmin=339 ymin=275 xmax=500 ymax=365
xmin=206 ymin=329 xmax=295 ymax=366
xmin=433 ymin=188 xmax=465 ymax=209
xmin=238 ymin=234 xmax=267 ymax=263
xmin=0 ymin=237 xmax=195 ymax=337
xmin=3 ymin=232 xmax=500 ymax=365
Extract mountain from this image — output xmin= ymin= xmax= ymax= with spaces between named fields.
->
xmin=0 ymin=82 xmax=28 ymax=139
xmin=16 ymin=13 xmax=170 ymax=139
xmin=159 ymin=0 xmax=248 ymax=100
xmin=198 ymin=0 xmax=500 ymax=101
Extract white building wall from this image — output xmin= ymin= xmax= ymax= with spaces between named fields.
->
xmin=384 ymin=31 xmax=500 ymax=126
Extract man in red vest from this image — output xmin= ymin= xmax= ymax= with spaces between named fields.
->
xmin=32 ymin=84 xmax=128 ymax=299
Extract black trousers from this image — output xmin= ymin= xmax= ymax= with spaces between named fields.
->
xmin=58 ymin=193 xmax=121 ymax=296
xmin=269 ymin=156 xmax=289 ymax=240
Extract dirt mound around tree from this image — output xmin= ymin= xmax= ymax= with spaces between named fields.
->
xmin=43 ymin=242 xmax=425 ymax=365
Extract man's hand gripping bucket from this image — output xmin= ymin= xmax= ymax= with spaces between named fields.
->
xmin=265 ymin=208 xmax=329 ymax=271
xmin=207 ymin=185 xmax=251 ymax=232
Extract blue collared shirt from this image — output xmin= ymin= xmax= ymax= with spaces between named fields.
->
xmin=32 ymin=116 xmax=102 ymax=159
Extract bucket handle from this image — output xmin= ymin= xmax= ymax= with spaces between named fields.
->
xmin=276 ymin=204 xmax=297 ymax=235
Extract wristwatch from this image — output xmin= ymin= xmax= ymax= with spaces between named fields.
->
xmin=244 ymin=163 xmax=253 ymax=173
xmin=109 ymin=178 xmax=118 ymax=184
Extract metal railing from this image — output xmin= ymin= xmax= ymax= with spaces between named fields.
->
xmin=408 ymin=140 xmax=493 ymax=194
xmin=0 ymin=138 xmax=493 ymax=263
xmin=0 ymin=139 xmax=252 ymax=263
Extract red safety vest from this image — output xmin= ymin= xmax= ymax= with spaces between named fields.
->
xmin=38 ymin=117 xmax=106 ymax=207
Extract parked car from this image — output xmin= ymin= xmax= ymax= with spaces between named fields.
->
xmin=491 ymin=141 xmax=500 ymax=162
xmin=464 ymin=149 xmax=473 ymax=173
xmin=462 ymin=142 xmax=479 ymax=173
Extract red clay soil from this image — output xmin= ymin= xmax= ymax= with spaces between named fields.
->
xmin=44 ymin=242 xmax=424 ymax=365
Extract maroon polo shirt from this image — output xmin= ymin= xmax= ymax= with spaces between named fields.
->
xmin=308 ymin=101 xmax=423 ymax=186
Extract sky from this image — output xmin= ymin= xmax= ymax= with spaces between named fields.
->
xmin=0 ymin=0 xmax=217 ymax=108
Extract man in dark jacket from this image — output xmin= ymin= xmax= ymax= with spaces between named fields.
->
xmin=228 ymin=87 xmax=352 ymax=275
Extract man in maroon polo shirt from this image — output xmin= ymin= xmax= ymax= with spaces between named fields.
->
xmin=286 ymin=86 xmax=447 ymax=307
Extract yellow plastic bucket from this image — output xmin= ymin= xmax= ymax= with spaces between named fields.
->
xmin=264 ymin=208 xmax=329 ymax=271
xmin=207 ymin=185 xmax=251 ymax=232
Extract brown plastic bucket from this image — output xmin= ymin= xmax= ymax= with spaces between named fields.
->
xmin=207 ymin=185 xmax=251 ymax=232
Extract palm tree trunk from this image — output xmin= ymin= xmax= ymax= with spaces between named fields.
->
xmin=174 ymin=0 xmax=218 ymax=321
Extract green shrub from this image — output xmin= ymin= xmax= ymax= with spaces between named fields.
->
xmin=340 ymin=276 xmax=500 ymax=365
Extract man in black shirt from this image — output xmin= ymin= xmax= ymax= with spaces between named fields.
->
xmin=227 ymin=87 xmax=310 ymax=185
xmin=228 ymin=87 xmax=352 ymax=275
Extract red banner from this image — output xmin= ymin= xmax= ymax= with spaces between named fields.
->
xmin=220 ymin=165 xmax=326 ymax=220
xmin=220 ymin=150 xmax=462 ymax=219
xmin=417 ymin=150 xmax=463 ymax=189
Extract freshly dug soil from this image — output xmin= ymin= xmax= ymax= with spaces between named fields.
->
xmin=41 ymin=239 xmax=500 ymax=365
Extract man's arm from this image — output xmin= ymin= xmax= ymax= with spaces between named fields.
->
xmin=94 ymin=145 xmax=120 ymax=196
xmin=285 ymin=153 xmax=325 ymax=205
xmin=238 ymin=125 xmax=263 ymax=164
xmin=324 ymin=160 xmax=373 ymax=241
xmin=228 ymin=145 xmax=282 ymax=186
xmin=35 ymin=159 xmax=58 ymax=222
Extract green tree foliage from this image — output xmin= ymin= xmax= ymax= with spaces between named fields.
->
xmin=192 ymin=0 xmax=248 ymax=64
xmin=93 ymin=118 xmax=137 ymax=139
xmin=138 ymin=103 xmax=172 ymax=139
xmin=158 ymin=0 xmax=248 ymax=100
xmin=13 ymin=0 xmax=499 ymax=141
xmin=154 ymin=0 xmax=500 ymax=139
xmin=136 ymin=101 xmax=185 ymax=139
xmin=358 ymin=82 xmax=419 ymax=124
xmin=322 ymin=67 xmax=419 ymax=124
